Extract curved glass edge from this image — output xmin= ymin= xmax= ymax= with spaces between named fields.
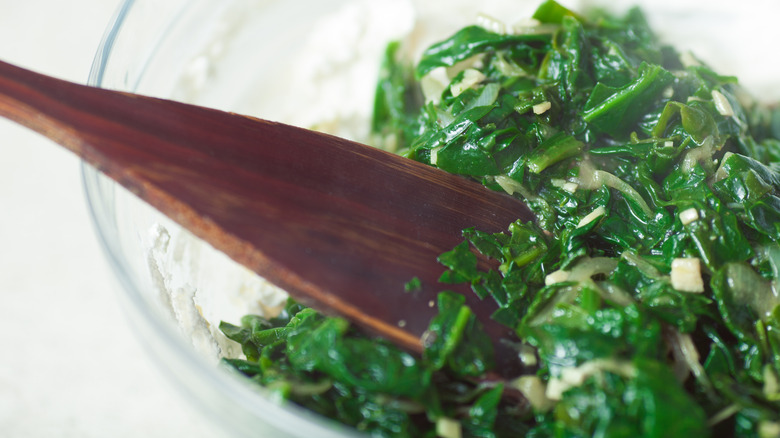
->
xmin=81 ymin=1 xmax=366 ymax=437
xmin=87 ymin=0 xmax=134 ymax=88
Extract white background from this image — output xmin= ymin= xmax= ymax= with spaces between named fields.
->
xmin=0 ymin=1 xmax=229 ymax=437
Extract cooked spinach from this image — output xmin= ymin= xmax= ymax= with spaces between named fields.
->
xmin=222 ymin=1 xmax=780 ymax=436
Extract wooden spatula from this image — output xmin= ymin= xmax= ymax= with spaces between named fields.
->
xmin=0 ymin=60 xmax=533 ymax=369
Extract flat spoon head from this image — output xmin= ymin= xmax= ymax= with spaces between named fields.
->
xmin=0 ymin=60 xmax=533 ymax=368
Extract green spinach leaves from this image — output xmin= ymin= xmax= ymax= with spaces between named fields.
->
xmin=222 ymin=1 xmax=780 ymax=436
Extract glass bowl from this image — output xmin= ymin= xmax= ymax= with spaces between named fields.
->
xmin=82 ymin=0 xmax=778 ymax=437
xmin=82 ymin=0 xmax=417 ymax=436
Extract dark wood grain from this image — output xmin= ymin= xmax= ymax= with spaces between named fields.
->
xmin=0 ymin=60 xmax=534 ymax=369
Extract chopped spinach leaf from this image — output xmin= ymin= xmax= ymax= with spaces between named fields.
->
xmin=221 ymin=2 xmax=780 ymax=436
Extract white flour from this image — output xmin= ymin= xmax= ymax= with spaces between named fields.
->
xmin=146 ymin=0 xmax=418 ymax=360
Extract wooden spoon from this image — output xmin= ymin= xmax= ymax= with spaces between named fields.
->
xmin=0 ymin=60 xmax=533 ymax=370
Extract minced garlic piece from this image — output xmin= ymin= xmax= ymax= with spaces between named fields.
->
xmin=562 ymin=182 xmax=579 ymax=193
xmin=577 ymin=206 xmax=606 ymax=228
xmin=436 ymin=417 xmax=462 ymax=438
xmin=512 ymin=376 xmax=554 ymax=411
xmin=679 ymin=208 xmax=700 ymax=225
xmin=712 ymin=89 xmax=735 ymax=117
xmin=546 ymin=359 xmax=636 ymax=401
xmin=533 ymin=101 xmax=552 ymax=114
xmin=552 ymin=178 xmax=578 ymax=193
xmin=494 ymin=175 xmax=524 ymax=196
xmin=545 ymin=270 xmax=570 ymax=285
xmin=758 ymin=421 xmax=780 ymax=438
xmin=518 ymin=344 xmax=537 ymax=367
xmin=430 ymin=146 xmax=442 ymax=165
xmin=450 ymin=69 xmax=485 ymax=97
xmin=671 ymin=257 xmax=705 ymax=293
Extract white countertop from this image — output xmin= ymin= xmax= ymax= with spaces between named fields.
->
xmin=0 ymin=2 xmax=229 ymax=437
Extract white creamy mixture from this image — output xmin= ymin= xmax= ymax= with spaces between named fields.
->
xmin=144 ymin=0 xmax=780 ymax=361
xmin=147 ymin=0 xmax=419 ymax=360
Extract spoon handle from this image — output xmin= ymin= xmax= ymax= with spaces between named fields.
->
xmin=0 ymin=59 xmax=531 ymax=363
